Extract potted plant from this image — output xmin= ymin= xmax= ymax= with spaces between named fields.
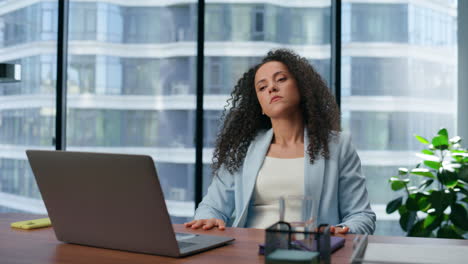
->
xmin=386 ymin=128 xmax=468 ymax=238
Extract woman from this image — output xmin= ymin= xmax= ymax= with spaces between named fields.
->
xmin=185 ymin=49 xmax=376 ymax=234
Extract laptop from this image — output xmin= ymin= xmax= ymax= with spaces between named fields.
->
xmin=26 ymin=150 xmax=234 ymax=257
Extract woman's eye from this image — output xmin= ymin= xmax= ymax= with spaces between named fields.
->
xmin=277 ymin=77 xmax=286 ymax=82
xmin=259 ymin=86 xmax=266 ymax=91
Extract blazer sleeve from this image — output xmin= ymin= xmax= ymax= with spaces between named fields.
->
xmin=193 ymin=166 xmax=236 ymax=224
xmin=337 ymin=134 xmax=376 ymax=234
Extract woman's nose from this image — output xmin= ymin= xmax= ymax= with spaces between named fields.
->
xmin=268 ymin=85 xmax=278 ymax=93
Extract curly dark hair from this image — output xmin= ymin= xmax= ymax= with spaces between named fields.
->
xmin=212 ymin=49 xmax=341 ymax=175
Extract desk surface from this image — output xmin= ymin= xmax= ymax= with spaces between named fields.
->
xmin=1 ymin=213 xmax=468 ymax=264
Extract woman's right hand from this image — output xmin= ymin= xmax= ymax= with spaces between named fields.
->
xmin=184 ymin=218 xmax=226 ymax=230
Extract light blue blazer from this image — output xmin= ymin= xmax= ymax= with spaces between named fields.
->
xmin=194 ymin=128 xmax=376 ymax=234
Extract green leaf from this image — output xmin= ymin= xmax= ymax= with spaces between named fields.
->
xmin=451 ymin=150 xmax=467 ymax=154
xmin=451 ymin=153 xmax=468 ymax=164
xmin=418 ymin=179 xmax=434 ymax=190
xmin=391 ymin=181 xmax=406 ymax=191
xmin=415 ymin=135 xmax=430 ymax=144
xmin=453 ymin=155 xmax=464 ymax=163
xmin=459 ymin=166 xmax=468 ymax=183
xmin=400 ymin=210 xmax=417 ymax=232
xmin=398 ymin=168 xmax=409 ymax=175
xmin=405 ymin=193 xmax=430 ymax=211
xmin=429 ymin=190 xmax=452 ymax=214
xmin=458 ymin=187 xmax=468 ymax=196
xmin=428 ymin=191 xmax=442 ymax=211
xmin=437 ymin=225 xmax=464 ymax=239
xmin=386 ymin=197 xmax=403 ymax=214
xmin=462 ymin=197 xmax=468 ymax=205
xmin=450 ymin=203 xmax=468 ymax=230
xmin=390 ymin=176 xmax=409 ymax=183
xmin=443 ymin=214 xmax=450 ymax=221
xmin=416 ymin=153 xmax=440 ymax=162
xmin=438 ymin=128 xmax=449 ymax=139
xmin=450 ymin=136 xmax=461 ymax=144
xmin=437 ymin=169 xmax=458 ymax=188
xmin=423 ymin=214 xmax=443 ymax=231
xmin=448 ymin=191 xmax=457 ymax=205
xmin=424 ymin=161 xmax=441 ymax=170
xmin=398 ymin=205 xmax=408 ymax=215
xmin=422 ymin=149 xmax=434 ymax=155
xmin=417 ymin=195 xmax=431 ymax=212
xmin=432 ymin=135 xmax=449 ymax=150
xmin=411 ymin=168 xmax=435 ymax=179
xmin=406 ymin=194 xmax=419 ymax=211
xmin=452 ymin=225 xmax=468 ymax=235
xmin=408 ymin=219 xmax=432 ymax=237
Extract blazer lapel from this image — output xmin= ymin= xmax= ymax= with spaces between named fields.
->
xmin=303 ymin=129 xmax=325 ymax=225
xmin=234 ymin=128 xmax=273 ymax=227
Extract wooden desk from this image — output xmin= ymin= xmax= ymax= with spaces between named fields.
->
xmin=1 ymin=213 xmax=467 ymax=264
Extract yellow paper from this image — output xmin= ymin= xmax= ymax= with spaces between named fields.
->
xmin=10 ymin=217 xmax=51 ymax=230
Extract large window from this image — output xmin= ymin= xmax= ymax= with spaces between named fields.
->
xmin=0 ymin=1 xmax=57 ymax=213
xmin=202 ymin=1 xmax=332 ymax=195
xmin=342 ymin=0 xmax=458 ymax=235
xmin=66 ymin=2 xmax=197 ymax=223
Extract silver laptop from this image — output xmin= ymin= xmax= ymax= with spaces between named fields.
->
xmin=26 ymin=150 xmax=234 ymax=257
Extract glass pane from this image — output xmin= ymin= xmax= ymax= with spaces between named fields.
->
xmin=66 ymin=1 xmax=197 ymax=223
xmin=203 ymin=1 xmax=332 ymax=193
xmin=0 ymin=1 xmax=57 ymax=213
xmin=342 ymin=0 xmax=458 ymax=235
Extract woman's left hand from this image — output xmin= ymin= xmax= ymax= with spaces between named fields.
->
xmin=317 ymin=225 xmax=350 ymax=234
xmin=330 ymin=225 xmax=350 ymax=234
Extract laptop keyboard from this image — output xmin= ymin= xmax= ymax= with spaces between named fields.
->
xmin=178 ymin=241 xmax=196 ymax=249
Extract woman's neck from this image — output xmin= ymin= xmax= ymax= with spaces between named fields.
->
xmin=270 ymin=111 xmax=304 ymax=146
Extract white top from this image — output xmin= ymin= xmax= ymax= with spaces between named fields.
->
xmin=245 ymin=156 xmax=305 ymax=229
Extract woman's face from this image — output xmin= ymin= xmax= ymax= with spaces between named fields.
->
xmin=254 ymin=61 xmax=301 ymax=119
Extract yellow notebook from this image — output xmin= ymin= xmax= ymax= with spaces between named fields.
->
xmin=11 ymin=218 xmax=51 ymax=230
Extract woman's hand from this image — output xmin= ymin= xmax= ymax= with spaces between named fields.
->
xmin=318 ymin=225 xmax=350 ymax=234
xmin=184 ymin=218 xmax=226 ymax=230
xmin=330 ymin=225 xmax=350 ymax=234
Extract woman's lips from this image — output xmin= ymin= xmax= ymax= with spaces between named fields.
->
xmin=270 ymin=96 xmax=282 ymax=103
